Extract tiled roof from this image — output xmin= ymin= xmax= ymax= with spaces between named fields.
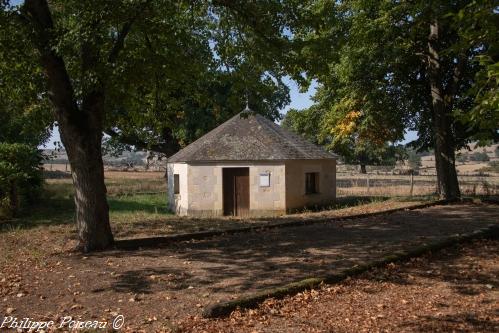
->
xmin=168 ymin=111 xmax=337 ymax=162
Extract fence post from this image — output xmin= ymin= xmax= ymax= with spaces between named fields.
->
xmin=366 ymin=173 xmax=370 ymax=195
xmin=410 ymin=171 xmax=414 ymax=197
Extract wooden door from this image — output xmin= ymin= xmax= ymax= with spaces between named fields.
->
xmin=223 ymin=168 xmax=249 ymax=216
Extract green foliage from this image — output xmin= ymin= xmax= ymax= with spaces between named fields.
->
xmin=451 ymin=1 xmax=499 ymax=142
xmin=456 ymin=153 xmax=468 ymax=163
xmin=282 ymin=107 xmax=322 ymax=144
xmin=283 ymin=104 xmax=406 ymax=168
xmin=290 ymin=0 xmax=498 ymax=154
xmin=0 ymin=143 xmax=42 ymax=218
xmin=0 ymin=3 xmax=53 ymax=146
xmin=2 ymin=0 xmax=294 ymax=155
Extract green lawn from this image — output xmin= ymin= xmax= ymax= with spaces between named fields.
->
xmin=1 ymin=181 xmax=172 ymax=232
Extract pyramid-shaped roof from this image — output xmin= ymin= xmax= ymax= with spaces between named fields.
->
xmin=168 ymin=111 xmax=337 ymax=163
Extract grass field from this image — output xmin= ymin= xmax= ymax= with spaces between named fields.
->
xmin=0 ymin=171 xmax=438 ymax=240
xmin=4 ymin=170 xmax=496 ymax=233
xmin=336 ymin=173 xmax=499 ymax=197
xmin=22 ymin=171 xmax=170 ymax=227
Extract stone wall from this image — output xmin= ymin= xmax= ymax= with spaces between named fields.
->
xmin=185 ymin=162 xmax=286 ymax=217
xmin=168 ymin=160 xmax=336 ymax=216
xmin=167 ymin=162 xmax=189 ymax=215
xmin=284 ymin=159 xmax=336 ymax=211
xmin=186 ymin=164 xmax=223 ymax=216
xmin=247 ymin=163 xmax=286 ymax=216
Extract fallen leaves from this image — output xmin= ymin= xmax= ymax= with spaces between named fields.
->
xmin=178 ymin=239 xmax=499 ymax=333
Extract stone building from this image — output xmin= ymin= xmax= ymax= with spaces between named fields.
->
xmin=167 ymin=110 xmax=337 ymax=217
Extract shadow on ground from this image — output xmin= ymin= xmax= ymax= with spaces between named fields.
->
xmin=87 ymin=204 xmax=498 ymax=298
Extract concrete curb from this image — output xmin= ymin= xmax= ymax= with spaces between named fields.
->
xmin=202 ymin=223 xmax=499 ymax=318
xmin=115 ymin=199 xmax=448 ymax=250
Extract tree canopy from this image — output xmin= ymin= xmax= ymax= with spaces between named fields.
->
xmin=286 ymin=0 xmax=498 ymax=197
xmin=0 ymin=3 xmax=52 ymax=146
xmin=0 ymin=0 xmax=299 ymax=251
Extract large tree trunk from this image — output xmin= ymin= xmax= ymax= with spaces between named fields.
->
xmin=427 ymin=19 xmax=460 ymax=200
xmin=58 ymin=91 xmax=114 ymax=251
xmin=62 ymin=125 xmax=114 ymax=252
xmin=24 ymin=0 xmax=114 ymax=251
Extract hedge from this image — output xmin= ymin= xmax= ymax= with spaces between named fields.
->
xmin=0 ymin=143 xmax=42 ymax=218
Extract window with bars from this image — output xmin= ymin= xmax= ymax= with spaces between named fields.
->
xmin=305 ymin=172 xmax=319 ymax=194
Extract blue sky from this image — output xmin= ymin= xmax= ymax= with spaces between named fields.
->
xmin=283 ymin=78 xmax=318 ymax=112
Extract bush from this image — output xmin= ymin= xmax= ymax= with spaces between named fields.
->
xmin=469 ymin=151 xmax=490 ymax=162
xmin=480 ymin=160 xmax=499 ymax=173
xmin=0 ymin=143 xmax=42 ymax=218
xmin=456 ymin=153 xmax=468 ymax=163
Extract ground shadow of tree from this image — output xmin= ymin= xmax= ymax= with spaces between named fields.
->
xmin=89 ymin=205 xmax=498 ymax=300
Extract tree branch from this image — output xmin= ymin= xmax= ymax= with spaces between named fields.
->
xmin=107 ymin=0 xmax=150 ymax=64
xmin=22 ymin=0 xmax=79 ymax=122
xmin=107 ymin=21 xmax=134 ymax=64
xmin=104 ymin=128 xmax=180 ymax=156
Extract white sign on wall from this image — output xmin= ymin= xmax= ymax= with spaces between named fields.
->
xmin=259 ymin=173 xmax=270 ymax=187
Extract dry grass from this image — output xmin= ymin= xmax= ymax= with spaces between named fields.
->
xmin=105 ymin=171 xmax=165 ymax=179
xmin=337 ymin=173 xmax=499 ymax=197
xmin=45 ymin=171 xmax=166 ymax=196
xmin=338 ymin=185 xmax=437 ymax=197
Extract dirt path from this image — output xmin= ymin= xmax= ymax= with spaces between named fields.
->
xmin=182 ymin=238 xmax=499 ymax=333
xmin=1 ymin=203 xmax=498 ymax=331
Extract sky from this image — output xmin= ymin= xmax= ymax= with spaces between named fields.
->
xmin=41 ymin=78 xmax=418 ymax=149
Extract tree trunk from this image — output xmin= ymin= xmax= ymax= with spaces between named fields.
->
xmin=57 ymin=91 xmax=114 ymax=252
xmin=427 ymin=19 xmax=460 ymax=200
xmin=434 ymin=153 xmax=441 ymax=195
xmin=24 ymin=0 xmax=115 ymax=251
xmin=62 ymin=124 xmax=114 ymax=252
xmin=360 ymin=164 xmax=367 ymax=174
